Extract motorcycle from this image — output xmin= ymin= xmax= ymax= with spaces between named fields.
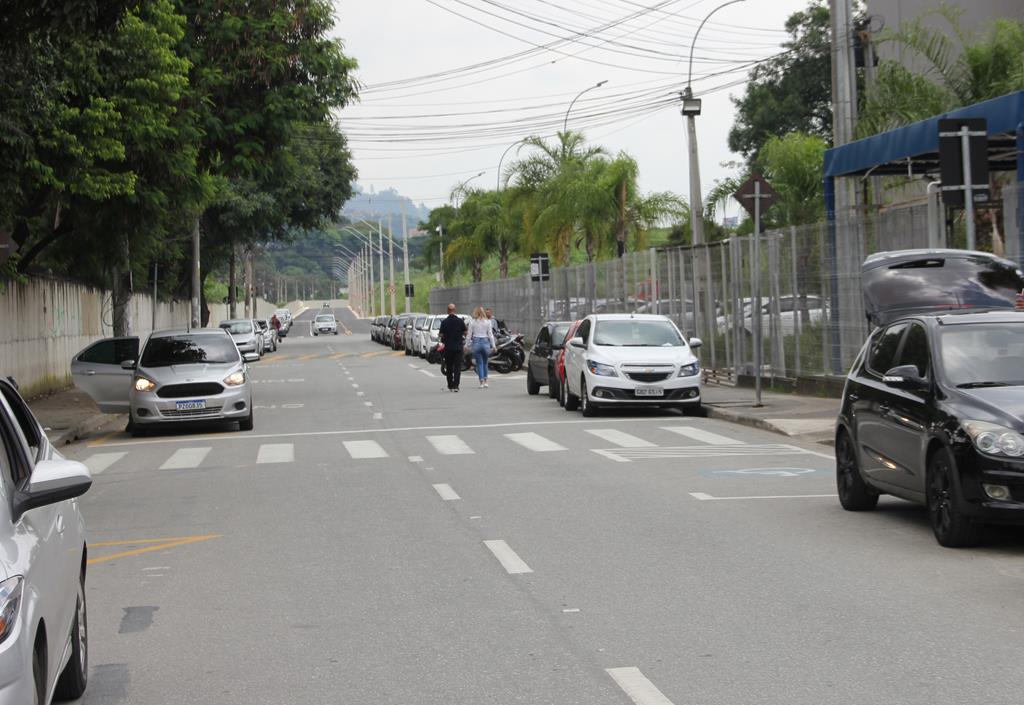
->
xmin=487 ymin=330 xmax=525 ymax=374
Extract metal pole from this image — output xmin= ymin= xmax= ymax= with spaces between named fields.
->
xmin=649 ymin=248 xmax=658 ymax=314
xmin=960 ymin=126 xmax=976 ymax=250
xmin=152 ymin=262 xmax=158 ymax=331
xmin=388 ymin=216 xmax=396 ymax=315
xmin=190 ymin=217 xmax=201 ymax=329
xmin=378 ymin=220 xmax=385 ymax=314
xmin=685 ymin=108 xmax=705 ymax=246
xmin=402 ymin=209 xmax=411 ymax=313
xmin=753 ymin=181 xmax=763 ymax=407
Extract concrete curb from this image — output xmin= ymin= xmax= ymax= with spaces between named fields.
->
xmin=46 ymin=413 xmax=124 ymax=447
xmin=705 ymin=405 xmax=836 ymax=448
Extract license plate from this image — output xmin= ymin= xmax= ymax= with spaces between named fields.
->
xmin=635 ymin=386 xmax=664 ymax=397
xmin=176 ymin=399 xmax=206 ymax=411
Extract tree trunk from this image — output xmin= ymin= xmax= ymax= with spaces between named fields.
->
xmin=112 ymin=237 xmax=133 ymax=336
xmin=228 ymin=244 xmax=237 ymax=318
xmin=499 ymin=241 xmax=509 ymax=278
xmin=15 ymin=217 xmax=73 ymax=274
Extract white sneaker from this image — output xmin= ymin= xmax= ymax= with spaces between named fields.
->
xmin=483 ymin=381 xmax=488 ymax=388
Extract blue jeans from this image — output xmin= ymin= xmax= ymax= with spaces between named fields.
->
xmin=471 ymin=337 xmax=491 ymax=380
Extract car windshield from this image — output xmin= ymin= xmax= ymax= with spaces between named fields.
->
xmin=430 ymin=318 xmax=442 ymax=330
xmin=552 ymin=323 xmax=571 ymax=343
xmin=141 ymin=335 xmax=239 ymax=366
xmin=593 ymin=320 xmax=683 ymax=347
xmin=941 ymin=323 xmax=1024 ymax=388
xmin=220 ymin=321 xmax=252 ymax=334
xmin=315 ymin=315 xmax=334 ymax=322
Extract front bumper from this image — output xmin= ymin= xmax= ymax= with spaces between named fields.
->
xmin=234 ymin=340 xmax=258 ymax=353
xmin=315 ymin=326 xmax=337 ymax=334
xmin=955 ymin=446 xmax=1024 ymax=524
xmin=132 ymin=384 xmax=252 ymax=425
xmin=584 ymin=370 xmax=702 ymax=405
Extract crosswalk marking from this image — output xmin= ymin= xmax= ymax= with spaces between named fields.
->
xmin=256 ymin=443 xmax=294 ymax=464
xmin=343 ymin=440 xmax=388 ymax=459
xmin=585 ymin=429 xmax=656 ymax=448
xmin=606 ymin=667 xmax=676 ymax=705
xmin=661 ymin=426 xmax=741 ymax=445
xmin=483 ymin=540 xmax=533 ymax=574
xmin=83 ymin=452 xmax=126 ymax=475
xmin=432 ymin=483 xmax=461 ymax=501
xmin=504 ymin=432 xmax=566 ymax=452
xmin=426 ymin=435 xmax=475 ymax=455
xmin=592 ymin=443 xmax=813 ymax=463
xmin=160 ymin=447 xmax=211 ymax=470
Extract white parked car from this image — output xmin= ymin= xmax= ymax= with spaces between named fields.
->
xmin=312 ymin=314 xmax=338 ymax=336
xmin=0 ymin=377 xmax=92 ymax=704
xmin=716 ymin=295 xmax=828 ymax=337
xmin=562 ymin=314 xmax=703 ymax=416
xmin=413 ymin=315 xmax=433 ymax=357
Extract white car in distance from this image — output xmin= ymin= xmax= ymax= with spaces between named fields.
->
xmin=312 ymin=314 xmax=338 ymax=336
xmin=563 ymin=314 xmax=703 ymax=417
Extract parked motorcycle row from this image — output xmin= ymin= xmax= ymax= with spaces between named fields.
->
xmin=369 ymin=312 xmax=526 ymax=374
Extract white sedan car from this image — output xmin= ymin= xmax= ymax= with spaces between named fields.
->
xmin=563 ymin=314 xmax=703 ymax=417
xmin=312 ymin=314 xmax=338 ymax=336
xmin=0 ymin=378 xmax=92 ymax=704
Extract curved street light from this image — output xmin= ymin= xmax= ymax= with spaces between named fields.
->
xmin=451 ymin=171 xmax=485 ymax=207
xmin=497 ymin=138 xmax=530 ymax=191
xmin=563 ymin=80 xmax=607 ymax=134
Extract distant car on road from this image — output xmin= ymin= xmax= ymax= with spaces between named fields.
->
xmin=255 ymin=318 xmax=277 ymax=352
xmin=313 ymin=313 xmax=338 ymax=336
xmin=405 ymin=314 xmax=428 ymax=356
xmin=219 ymin=319 xmax=263 ymax=358
xmin=0 ymin=377 xmax=92 ymax=705
xmin=526 ymin=320 xmax=572 ymax=396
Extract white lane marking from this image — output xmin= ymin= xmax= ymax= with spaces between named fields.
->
xmin=357 ymin=391 xmax=365 ymax=397
xmin=142 ymin=566 xmax=170 ymax=571
xmin=690 ymin=492 xmax=838 ymax=501
xmin=483 ymin=540 xmax=533 ymax=574
xmin=408 ymin=456 xmax=423 ymax=463
xmin=364 ymin=401 xmax=374 ymax=407
xmin=159 ymin=447 xmax=211 ymax=470
xmin=257 ymin=443 xmax=294 ymax=464
xmin=661 ymin=426 xmax=742 ymax=445
xmin=373 ymin=412 xmax=383 ymax=420
xmin=591 ymin=444 xmax=811 ymax=463
xmin=427 ymin=435 xmax=475 ymax=455
xmin=418 ymin=369 xmax=437 ymax=378
xmin=83 ymin=452 xmax=126 ymax=474
xmin=351 ymin=383 xmax=359 ymax=388
xmin=562 ymin=608 xmax=580 ymax=613
xmin=504 ymin=432 xmax=566 ymax=452
xmin=408 ymin=363 xmax=419 ymax=369
xmin=343 ymin=440 xmax=389 ymax=459
xmin=585 ymin=429 xmax=655 ymax=448
xmin=432 ymin=483 xmax=461 ymax=501
xmin=606 ymin=667 xmax=676 ymax=705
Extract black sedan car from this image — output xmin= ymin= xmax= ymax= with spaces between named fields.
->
xmin=836 ymin=249 xmax=1024 ymax=547
xmin=526 ymin=320 xmax=572 ymax=396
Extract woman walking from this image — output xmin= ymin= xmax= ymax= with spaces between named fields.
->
xmin=468 ymin=306 xmax=497 ymax=388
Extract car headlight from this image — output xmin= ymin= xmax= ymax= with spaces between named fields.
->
xmin=0 ymin=576 xmax=23 ymax=644
xmin=223 ymin=371 xmax=246 ymax=386
xmin=679 ymin=361 xmax=700 ymax=377
xmin=134 ymin=376 xmax=157 ymax=392
xmin=962 ymin=421 xmax=1024 ymax=457
xmin=586 ymin=359 xmax=618 ymax=377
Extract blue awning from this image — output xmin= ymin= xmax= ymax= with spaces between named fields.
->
xmin=824 ymin=90 xmax=1024 ymax=178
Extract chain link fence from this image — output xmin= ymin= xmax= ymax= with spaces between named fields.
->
xmin=431 ymin=182 xmax=1023 ymax=383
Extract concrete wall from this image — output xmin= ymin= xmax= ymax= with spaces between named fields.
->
xmin=0 ymin=277 xmax=287 ymax=398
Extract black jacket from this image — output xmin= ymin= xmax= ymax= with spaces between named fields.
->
xmin=438 ymin=314 xmax=467 ymax=348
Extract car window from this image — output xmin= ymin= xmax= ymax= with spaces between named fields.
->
xmin=431 ymin=317 xmax=442 ymax=330
xmin=315 ymin=315 xmax=335 ymax=322
xmin=897 ymin=323 xmax=931 ymax=379
xmin=939 ymin=323 xmax=1024 ymax=387
xmin=577 ymin=320 xmax=591 ymax=343
xmin=220 ymin=321 xmax=253 ymax=334
xmin=0 ymin=397 xmax=30 ymax=488
xmin=593 ymin=320 xmax=683 ymax=347
xmin=552 ymin=323 xmax=571 ymax=344
xmin=78 ymin=337 xmax=138 ymax=364
xmin=867 ymin=323 xmax=908 ymax=375
xmin=0 ymin=384 xmax=41 ymax=462
xmin=536 ymin=327 xmax=550 ymax=346
xmin=141 ymin=335 xmax=240 ymax=366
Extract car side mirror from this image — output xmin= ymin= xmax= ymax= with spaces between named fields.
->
xmin=13 ymin=459 xmax=92 ymax=521
xmin=569 ymin=337 xmax=585 ymax=349
xmin=243 ymin=352 xmax=260 ymax=363
xmin=688 ymin=337 xmax=703 ymax=349
xmin=120 ymin=359 xmax=136 ymax=370
xmin=883 ymin=365 xmax=928 ymax=390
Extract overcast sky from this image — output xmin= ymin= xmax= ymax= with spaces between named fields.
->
xmin=332 ymin=0 xmax=811 ymax=221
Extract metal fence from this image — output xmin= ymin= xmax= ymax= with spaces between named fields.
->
xmin=430 ymin=182 xmax=1023 ymax=382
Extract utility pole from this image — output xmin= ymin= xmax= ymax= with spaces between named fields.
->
xmin=190 ymin=217 xmax=201 ymax=329
xmin=387 ymin=215 xmax=396 ymax=315
xmin=683 ymin=87 xmax=705 ymax=246
xmin=401 ymin=208 xmax=411 ymax=313
xmin=228 ymin=246 xmax=237 ymax=318
xmin=378 ymin=219 xmax=385 ymax=315
xmin=244 ymin=247 xmax=253 ymax=318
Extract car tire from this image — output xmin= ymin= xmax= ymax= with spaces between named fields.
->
xmin=526 ymin=368 xmax=540 ymax=395
xmin=564 ymin=379 xmax=580 ymax=411
xmin=313 ymin=332 xmax=318 ymax=336
xmin=927 ymin=447 xmax=981 ymax=547
xmin=130 ymin=413 xmax=147 ymax=438
xmin=547 ymin=365 xmax=559 ymax=399
xmin=835 ymin=429 xmax=879 ymax=511
xmin=580 ymin=379 xmax=598 ymax=417
xmin=681 ymin=402 xmax=706 ymax=417
xmin=54 ymin=571 xmax=88 ymax=700
xmin=334 ymin=331 xmax=338 ymax=335
xmin=405 ymin=347 xmax=411 ymax=356
xmin=32 ymin=644 xmax=44 ymax=705
xmin=239 ymin=407 xmax=254 ymax=432
xmin=557 ymin=377 xmax=566 ymax=407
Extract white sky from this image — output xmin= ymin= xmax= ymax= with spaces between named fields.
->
xmin=332 ymin=0 xmax=811 ymax=220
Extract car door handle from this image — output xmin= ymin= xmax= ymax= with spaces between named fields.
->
xmin=878 ymin=403 xmax=891 ymax=417
xmin=56 ymin=513 xmax=65 ymax=534
xmin=84 ymin=370 xmax=96 ymax=376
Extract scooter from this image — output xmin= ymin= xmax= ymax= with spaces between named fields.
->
xmin=488 ymin=331 xmax=525 ymax=373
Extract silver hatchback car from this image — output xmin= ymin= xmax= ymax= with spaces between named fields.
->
xmin=74 ymin=329 xmax=254 ymax=437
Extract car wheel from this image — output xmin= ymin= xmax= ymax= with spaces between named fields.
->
xmin=835 ymin=429 xmax=879 ymax=511
xmin=404 ymin=347 xmax=411 ymax=356
xmin=526 ymin=368 xmax=540 ymax=395
xmin=557 ymin=377 xmax=566 ymax=407
xmin=130 ymin=413 xmax=147 ymax=438
xmin=564 ymin=378 xmax=580 ymax=411
xmin=580 ymin=379 xmax=598 ymax=417
xmin=681 ymin=402 xmax=706 ymax=417
xmin=334 ymin=331 xmax=338 ymax=335
xmin=927 ymin=447 xmax=981 ymax=547
xmin=547 ymin=366 xmax=559 ymax=399
xmin=239 ymin=407 xmax=254 ymax=432
xmin=54 ymin=570 xmax=88 ymax=700
xmin=313 ymin=332 xmax=318 ymax=336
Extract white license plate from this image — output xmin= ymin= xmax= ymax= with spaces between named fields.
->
xmin=176 ymin=399 xmax=206 ymax=411
xmin=635 ymin=386 xmax=664 ymax=397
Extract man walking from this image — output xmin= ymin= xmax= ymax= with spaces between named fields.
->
xmin=439 ymin=303 xmax=468 ymax=392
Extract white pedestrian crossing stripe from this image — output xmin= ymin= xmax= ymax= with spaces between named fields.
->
xmin=426 ymin=435 xmax=475 ymax=455
xmin=160 ymin=447 xmax=211 ymax=470
xmin=432 ymin=483 xmax=460 ymax=501
xmin=661 ymin=426 xmax=742 ymax=445
xmin=343 ymin=440 xmax=388 ymax=459
xmin=504 ymin=432 xmax=566 ymax=452
xmin=83 ymin=452 xmax=126 ymax=475
xmin=585 ymin=429 xmax=656 ymax=448
xmin=257 ymin=443 xmax=294 ymax=464
xmin=592 ymin=443 xmax=818 ymax=463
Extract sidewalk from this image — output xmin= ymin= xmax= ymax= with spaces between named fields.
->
xmin=702 ymin=382 xmax=839 ymax=447
xmin=28 ymin=387 xmax=123 ymax=446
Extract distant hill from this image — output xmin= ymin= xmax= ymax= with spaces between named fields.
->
xmin=342 ymin=185 xmax=432 ymax=225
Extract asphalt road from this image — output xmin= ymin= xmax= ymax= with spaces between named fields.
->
xmin=63 ymin=303 xmax=1024 ymax=705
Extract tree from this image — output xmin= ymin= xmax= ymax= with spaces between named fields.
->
xmin=727 ymin=0 xmax=834 ymax=163
xmin=754 ymin=132 xmax=828 ymax=227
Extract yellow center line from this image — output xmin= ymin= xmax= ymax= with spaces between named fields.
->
xmin=89 ymin=430 xmax=123 ymax=447
xmin=87 ymin=534 xmax=220 ymax=565
xmin=295 ymin=353 xmax=320 ymax=361
xmin=389 ymin=351 xmax=404 ymax=357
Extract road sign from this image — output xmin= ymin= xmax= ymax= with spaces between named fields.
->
xmin=938 ymin=118 xmax=989 ymax=208
xmin=387 ymin=284 xmax=396 ymax=294
xmin=0 ymin=231 xmax=18 ymax=265
xmin=405 ymin=283 xmax=414 ymax=297
xmin=733 ymin=173 xmax=779 ymax=219
xmin=530 ymin=252 xmax=550 ymax=282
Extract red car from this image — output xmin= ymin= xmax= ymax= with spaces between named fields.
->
xmin=555 ymin=319 xmax=583 ymax=407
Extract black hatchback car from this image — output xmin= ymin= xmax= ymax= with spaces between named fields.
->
xmin=526 ymin=321 xmax=572 ymax=397
xmin=836 ymin=249 xmax=1024 ymax=547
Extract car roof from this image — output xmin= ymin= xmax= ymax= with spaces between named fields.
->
xmin=587 ymin=313 xmax=672 ymax=321
xmin=151 ymin=328 xmax=230 ymax=337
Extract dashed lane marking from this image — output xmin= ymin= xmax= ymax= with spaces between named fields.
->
xmin=606 ymin=667 xmax=676 ymax=705
xmin=483 ymin=540 xmax=532 ymax=574
xmin=432 ymin=483 xmax=461 ymax=501
xmin=690 ymin=492 xmax=838 ymax=501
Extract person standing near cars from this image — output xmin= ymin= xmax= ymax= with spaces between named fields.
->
xmin=485 ymin=307 xmax=500 ymax=336
xmin=439 ymin=303 xmax=468 ymax=392
xmin=469 ymin=306 xmax=497 ymax=388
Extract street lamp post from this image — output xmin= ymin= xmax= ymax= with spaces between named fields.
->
xmin=563 ymin=80 xmax=607 ymax=134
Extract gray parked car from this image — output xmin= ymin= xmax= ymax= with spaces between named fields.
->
xmin=73 ymin=329 xmax=255 ymax=436
xmin=219 ymin=319 xmax=263 ymax=358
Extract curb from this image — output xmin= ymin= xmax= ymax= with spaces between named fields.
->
xmin=46 ymin=413 xmax=124 ymax=447
xmin=705 ymin=406 xmax=836 ymax=448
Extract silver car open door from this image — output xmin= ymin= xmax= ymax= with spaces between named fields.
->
xmin=70 ymin=337 xmax=139 ymax=413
